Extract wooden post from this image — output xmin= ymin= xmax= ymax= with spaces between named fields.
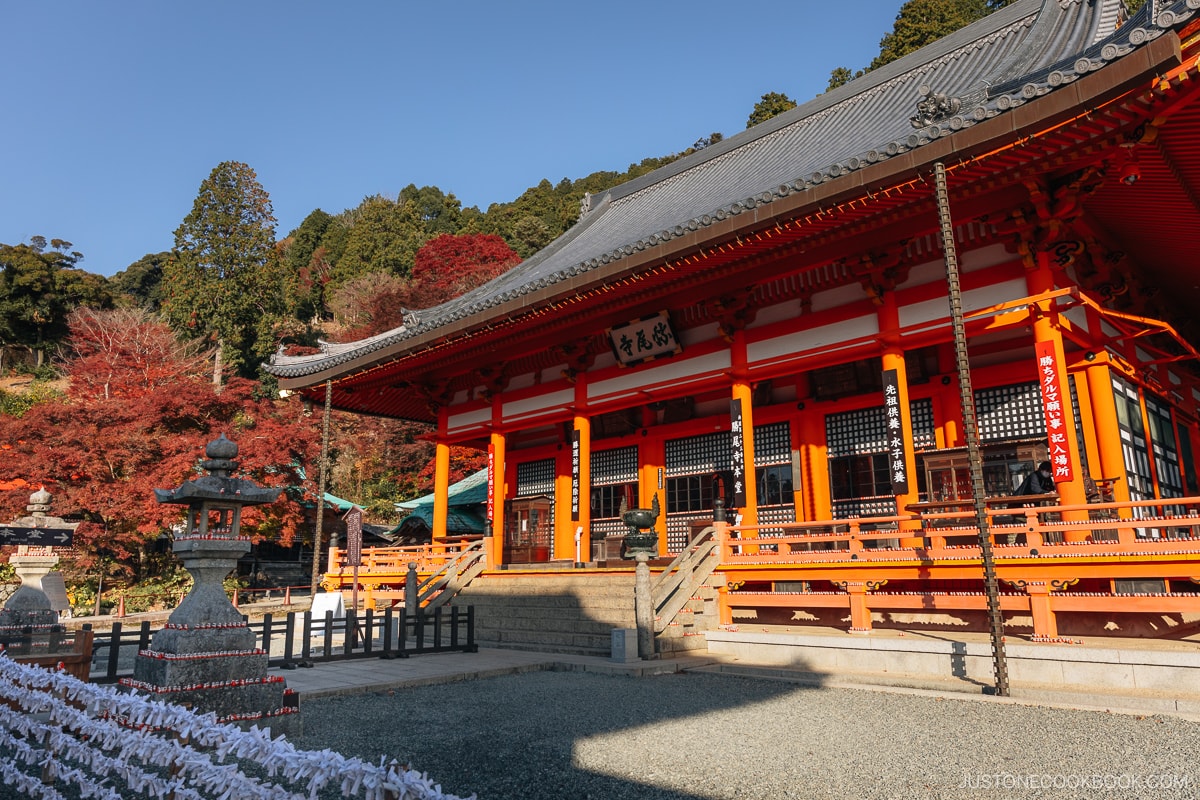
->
xmin=845 ymin=582 xmax=872 ymax=633
xmin=1026 ymin=583 xmax=1058 ymax=638
xmin=310 ymin=379 xmax=333 ymax=597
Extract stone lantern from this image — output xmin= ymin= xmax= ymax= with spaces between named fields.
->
xmin=123 ymin=434 xmax=300 ymax=735
xmin=0 ymin=487 xmax=75 ymax=630
xmin=621 ymin=494 xmax=661 ymax=660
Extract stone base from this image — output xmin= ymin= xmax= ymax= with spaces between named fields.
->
xmin=0 ymin=607 xmax=59 ymax=630
xmin=131 ymin=627 xmax=300 ymax=737
xmin=133 ymin=650 xmax=270 ymax=685
xmin=150 ymin=625 xmax=256 ymax=654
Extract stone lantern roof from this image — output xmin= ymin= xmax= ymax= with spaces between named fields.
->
xmin=153 ymin=434 xmax=281 ymax=508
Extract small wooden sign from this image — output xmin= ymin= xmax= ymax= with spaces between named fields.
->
xmin=344 ymin=507 xmax=363 ymax=567
xmin=607 ymin=311 xmax=681 ymax=367
xmin=0 ymin=526 xmax=74 ymax=546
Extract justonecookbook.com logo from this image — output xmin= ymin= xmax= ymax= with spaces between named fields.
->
xmin=958 ymin=772 xmax=1192 ymax=791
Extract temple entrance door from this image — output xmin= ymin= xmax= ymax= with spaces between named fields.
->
xmin=503 ymin=495 xmax=553 ymax=563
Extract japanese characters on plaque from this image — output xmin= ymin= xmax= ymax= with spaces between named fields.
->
xmin=882 ymin=369 xmax=911 ymax=494
xmin=344 ymin=507 xmax=363 ymax=567
xmin=607 ymin=311 xmax=681 ymax=367
xmin=486 ymin=444 xmax=495 ymax=523
xmin=1034 ymin=340 xmax=1075 ymax=482
xmin=730 ymin=399 xmax=747 ymax=508
xmin=571 ymin=430 xmax=581 ymax=521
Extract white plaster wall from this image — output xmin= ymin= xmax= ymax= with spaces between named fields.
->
xmin=748 ymin=314 xmax=878 ymax=367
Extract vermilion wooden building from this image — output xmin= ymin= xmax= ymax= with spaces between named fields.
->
xmin=269 ymin=0 xmax=1200 ymax=639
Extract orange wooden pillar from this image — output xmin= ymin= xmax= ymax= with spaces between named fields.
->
xmin=640 ymin=434 xmax=666 ymax=555
xmin=1084 ymin=357 xmax=1132 ymax=499
xmin=731 ymin=329 xmax=759 ymax=532
xmin=798 ymin=407 xmax=831 ymax=521
xmin=935 ymin=346 xmax=962 ymax=448
xmin=573 ymin=408 xmax=592 ymax=564
xmin=1027 ymin=255 xmax=1087 ymax=538
xmin=488 ymin=427 xmax=507 ymax=568
xmin=879 ymin=292 xmax=921 ymax=545
xmin=431 ymin=427 xmax=451 ymax=543
xmin=845 ymin=582 xmax=872 ymax=633
xmin=553 ymin=444 xmax=575 ymax=562
xmin=1025 ymin=582 xmax=1058 ymax=638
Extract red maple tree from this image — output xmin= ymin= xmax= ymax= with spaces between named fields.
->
xmin=408 ymin=233 xmax=521 ymax=308
xmin=0 ymin=309 xmax=320 ymax=581
xmin=333 ymin=233 xmax=521 ymax=341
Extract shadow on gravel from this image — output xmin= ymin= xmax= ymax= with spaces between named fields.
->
xmin=297 ymin=666 xmax=825 ymax=800
xmin=293 ymin=589 xmax=829 ymax=800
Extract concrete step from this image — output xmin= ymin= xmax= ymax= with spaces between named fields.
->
xmin=458 ymin=572 xmax=721 ymax=658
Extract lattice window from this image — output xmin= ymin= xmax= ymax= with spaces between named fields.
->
xmin=1146 ymin=395 xmax=1183 ymax=500
xmin=665 ymin=431 xmax=731 ymax=476
xmin=832 ymin=497 xmax=897 ymax=517
xmin=827 ymin=400 xmax=934 ymax=453
xmin=515 ymin=458 xmax=556 ymax=497
xmin=1113 ymin=376 xmax=1154 ymax=509
xmin=591 ymin=446 xmax=638 ymax=485
xmin=910 ymin=398 xmax=936 ymax=449
xmin=753 ymin=422 xmax=791 ymax=466
xmin=826 ymin=407 xmax=889 ymax=456
xmin=666 ymin=513 xmax=709 ymax=554
xmin=757 ymin=504 xmax=795 ymax=539
xmin=975 ymin=383 xmax=1046 ymax=441
xmin=826 ymin=407 xmax=898 ymax=518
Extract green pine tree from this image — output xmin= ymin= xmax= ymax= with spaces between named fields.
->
xmin=164 ymin=161 xmax=284 ymax=387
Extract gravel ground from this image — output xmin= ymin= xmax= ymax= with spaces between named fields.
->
xmin=293 ymin=669 xmax=1199 ymax=800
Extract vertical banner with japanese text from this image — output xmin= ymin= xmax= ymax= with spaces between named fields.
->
xmin=344 ymin=507 xmax=363 ymax=568
xmin=571 ymin=430 xmax=581 ymax=521
xmin=730 ymin=399 xmax=747 ymax=508
xmin=486 ymin=444 xmax=495 ymax=523
xmin=882 ymin=369 xmax=911 ymax=494
xmin=1035 ymin=340 xmax=1075 ymax=482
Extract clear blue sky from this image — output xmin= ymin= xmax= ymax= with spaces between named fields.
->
xmin=3 ymin=1 xmax=904 ymax=277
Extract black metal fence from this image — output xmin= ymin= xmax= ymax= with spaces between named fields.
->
xmin=86 ymin=605 xmax=476 ymax=683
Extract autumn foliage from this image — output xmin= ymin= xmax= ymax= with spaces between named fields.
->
xmin=409 ymin=233 xmax=521 ymax=307
xmin=0 ymin=309 xmax=319 ymax=580
xmin=333 ymin=233 xmax=520 ymax=340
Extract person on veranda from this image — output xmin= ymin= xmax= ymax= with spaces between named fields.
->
xmin=1015 ymin=460 xmax=1056 ymax=497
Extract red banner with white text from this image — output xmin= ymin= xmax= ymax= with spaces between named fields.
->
xmin=1035 ymin=340 xmax=1075 ymax=483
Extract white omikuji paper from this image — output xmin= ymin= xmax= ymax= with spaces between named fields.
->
xmin=0 ymin=653 xmax=472 ymax=800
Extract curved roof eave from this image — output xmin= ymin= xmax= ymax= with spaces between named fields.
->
xmin=267 ymin=0 xmax=1195 ymax=386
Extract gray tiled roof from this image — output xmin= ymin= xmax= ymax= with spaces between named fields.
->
xmin=269 ymin=0 xmax=1195 ymax=379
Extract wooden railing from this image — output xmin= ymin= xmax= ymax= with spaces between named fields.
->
xmin=327 ymin=537 xmax=483 ymax=577
xmin=0 ymin=628 xmax=93 ymax=682
xmin=415 ymin=538 xmax=488 ymax=610
xmin=651 ymin=525 xmax=721 ymax=634
xmin=720 ymin=495 xmax=1200 ymax=563
xmin=714 ymin=496 xmax=1200 ymax=637
xmin=323 ymin=537 xmax=487 ymax=608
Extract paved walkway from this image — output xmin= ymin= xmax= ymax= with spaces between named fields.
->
xmin=271 ymin=647 xmax=714 ymax=698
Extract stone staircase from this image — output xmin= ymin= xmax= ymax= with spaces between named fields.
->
xmin=453 ymin=571 xmax=720 ymax=657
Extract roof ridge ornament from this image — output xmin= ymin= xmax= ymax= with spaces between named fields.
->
xmin=911 ymin=85 xmax=961 ymax=128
